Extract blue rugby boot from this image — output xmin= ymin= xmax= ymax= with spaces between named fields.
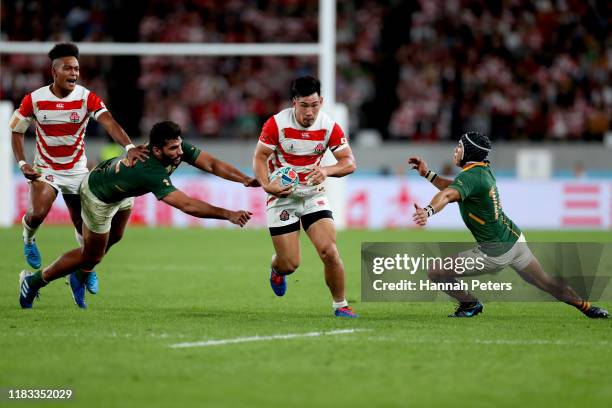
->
xmin=85 ymin=270 xmax=99 ymax=294
xmin=334 ymin=306 xmax=359 ymax=318
xmin=69 ymin=272 xmax=87 ymax=309
xmin=24 ymin=240 xmax=41 ymax=269
xmin=269 ymin=268 xmax=287 ymax=297
xmin=19 ymin=270 xmax=43 ymax=309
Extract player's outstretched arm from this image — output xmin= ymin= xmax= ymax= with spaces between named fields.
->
xmin=408 ymin=156 xmax=453 ymax=191
xmin=306 ymin=146 xmax=357 ymax=186
xmin=412 ymin=188 xmax=461 ymax=226
xmin=162 ymin=190 xmax=252 ymax=227
xmin=96 ymin=111 xmax=148 ymax=166
xmin=252 ymin=143 xmax=293 ymax=197
xmin=194 ymin=151 xmax=259 ymax=187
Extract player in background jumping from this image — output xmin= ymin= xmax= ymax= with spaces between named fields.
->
xmin=410 ymin=131 xmax=608 ymax=318
xmin=10 ymin=43 xmax=148 ymax=295
xmin=252 ymin=76 xmax=358 ymax=318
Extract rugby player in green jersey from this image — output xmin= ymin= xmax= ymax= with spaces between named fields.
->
xmin=410 ymin=131 xmax=608 ymax=318
xmin=19 ymin=121 xmax=256 ymax=309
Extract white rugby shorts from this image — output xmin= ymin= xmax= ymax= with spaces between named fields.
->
xmin=266 ymin=190 xmax=332 ymax=232
xmin=33 ymin=165 xmax=88 ymax=195
xmin=79 ymin=173 xmax=134 ymax=234
xmin=457 ymin=234 xmax=535 ymax=275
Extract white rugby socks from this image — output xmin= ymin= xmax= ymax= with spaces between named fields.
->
xmin=22 ymin=215 xmax=38 ymax=244
xmin=333 ymin=299 xmax=348 ymax=310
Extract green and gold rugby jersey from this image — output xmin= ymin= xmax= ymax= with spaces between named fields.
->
xmin=448 ymin=162 xmax=521 ymax=255
xmin=88 ymin=141 xmax=201 ymax=203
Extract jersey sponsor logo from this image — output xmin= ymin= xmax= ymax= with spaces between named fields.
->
xmin=317 ymin=200 xmax=325 ymax=206
xmin=45 ymin=174 xmax=55 ymax=182
xmin=283 ymin=128 xmax=326 ymax=141
xmin=314 ymin=143 xmax=325 ymax=155
xmin=69 ymin=112 xmax=80 ymax=123
xmin=37 ymin=100 xmax=84 ymax=111
xmin=279 ymin=210 xmax=290 ymax=221
xmin=162 ymin=179 xmax=171 ymax=186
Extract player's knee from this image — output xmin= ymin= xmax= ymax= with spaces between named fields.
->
xmin=107 ymin=232 xmax=124 ymax=248
xmin=81 ymin=250 xmax=104 ymax=269
xmin=276 ymin=257 xmax=300 ymax=274
xmin=318 ymin=244 xmax=340 ymax=265
xmin=26 ymin=210 xmax=46 ymax=227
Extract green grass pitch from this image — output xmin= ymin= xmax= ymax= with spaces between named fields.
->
xmin=1 ymin=226 xmax=611 ymax=407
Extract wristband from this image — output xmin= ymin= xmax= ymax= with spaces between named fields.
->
xmin=125 ymin=144 xmax=135 ymax=152
xmin=425 ymin=170 xmax=437 ymax=182
xmin=424 ymin=205 xmax=435 ymax=217
xmin=18 ymin=160 xmax=27 ymax=169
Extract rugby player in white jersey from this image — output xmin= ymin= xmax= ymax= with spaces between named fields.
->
xmin=10 ymin=43 xmax=148 ymax=295
xmin=252 ymin=76 xmax=358 ymax=318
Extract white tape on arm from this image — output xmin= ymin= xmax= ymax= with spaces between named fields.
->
xmin=9 ymin=110 xmax=32 ymax=133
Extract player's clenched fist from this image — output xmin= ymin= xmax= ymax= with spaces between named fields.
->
xmin=228 ymin=210 xmax=253 ymax=227
xmin=408 ymin=156 xmax=429 ymax=177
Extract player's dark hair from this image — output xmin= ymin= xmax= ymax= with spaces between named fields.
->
xmin=149 ymin=121 xmax=182 ymax=149
xmin=291 ymin=76 xmax=321 ymax=98
xmin=48 ymin=43 xmax=79 ymax=61
xmin=459 ymin=131 xmax=491 ymax=166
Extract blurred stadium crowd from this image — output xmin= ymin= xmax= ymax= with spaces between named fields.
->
xmin=1 ymin=0 xmax=610 ymax=142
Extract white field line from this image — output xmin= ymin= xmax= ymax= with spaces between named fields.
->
xmin=169 ymin=328 xmax=369 ymax=349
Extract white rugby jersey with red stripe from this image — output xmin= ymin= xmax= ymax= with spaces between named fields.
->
xmin=258 ymin=107 xmax=348 ymax=196
xmin=15 ymin=84 xmax=108 ymax=174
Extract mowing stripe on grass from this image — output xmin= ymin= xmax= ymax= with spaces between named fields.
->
xmin=169 ymin=328 xmax=368 ymax=348
xmin=367 ymin=337 xmax=611 ymax=347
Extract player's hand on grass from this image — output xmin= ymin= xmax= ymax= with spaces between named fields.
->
xmin=243 ymin=177 xmax=261 ymax=188
xmin=20 ymin=163 xmax=41 ymax=181
xmin=228 ymin=210 xmax=252 ymax=227
xmin=412 ymin=203 xmax=428 ymax=226
xmin=125 ymin=144 xmax=149 ymax=166
xmin=306 ymin=166 xmax=328 ymax=186
xmin=264 ymin=178 xmax=294 ymax=198
xmin=408 ymin=156 xmax=429 ymax=177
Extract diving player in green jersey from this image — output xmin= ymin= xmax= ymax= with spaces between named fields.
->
xmin=410 ymin=131 xmax=608 ymax=319
xmin=19 ymin=121 xmax=257 ymax=309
